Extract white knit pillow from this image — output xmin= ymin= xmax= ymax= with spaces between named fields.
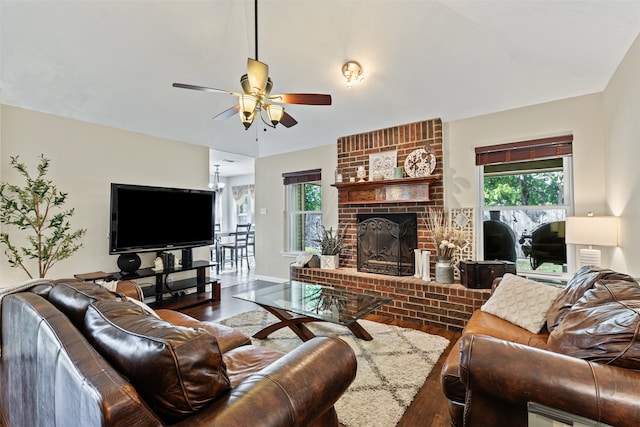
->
xmin=481 ymin=273 xmax=563 ymax=333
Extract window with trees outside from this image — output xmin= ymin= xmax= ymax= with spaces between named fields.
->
xmin=283 ymin=169 xmax=322 ymax=253
xmin=477 ymin=135 xmax=573 ymax=275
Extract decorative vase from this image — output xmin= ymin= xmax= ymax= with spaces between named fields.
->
xmin=421 ymin=251 xmax=431 ymax=281
xmin=320 ymin=254 xmax=339 ymax=270
xmin=435 ymin=256 xmax=454 ymax=284
xmin=414 ymin=249 xmax=422 ymax=278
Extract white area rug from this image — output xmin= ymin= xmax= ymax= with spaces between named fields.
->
xmin=219 ymin=310 xmax=450 ymax=427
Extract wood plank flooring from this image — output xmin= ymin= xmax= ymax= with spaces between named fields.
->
xmin=180 ymin=270 xmax=461 ymax=427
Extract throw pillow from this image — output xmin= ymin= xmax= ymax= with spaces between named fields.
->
xmin=547 ymin=280 xmax=640 ymax=369
xmin=84 ymin=298 xmax=230 ymax=423
xmin=481 ymin=274 xmax=563 ymax=334
xmin=546 ymin=266 xmax=638 ymax=332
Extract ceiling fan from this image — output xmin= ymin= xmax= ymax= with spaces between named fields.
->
xmin=172 ymin=0 xmax=331 ymax=130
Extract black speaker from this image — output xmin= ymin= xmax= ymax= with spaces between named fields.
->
xmin=181 ymin=248 xmax=193 ymax=267
xmin=117 ymin=253 xmax=141 ymax=273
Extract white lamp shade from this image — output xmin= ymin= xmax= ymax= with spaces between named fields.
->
xmin=266 ymin=104 xmax=284 ymax=125
xmin=239 ymin=95 xmax=258 ymax=118
xmin=565 ymin=216 xmax=618 ymax=247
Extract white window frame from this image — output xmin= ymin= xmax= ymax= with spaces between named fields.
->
xmin=477 ymin=156 xmax=575 ymax=277
xmin=284 ymin=180 xmax=322 ymax=254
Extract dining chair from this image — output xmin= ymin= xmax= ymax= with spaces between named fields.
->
xmin=220 ymin=223 xmax=252 ymax=270
xmin=247 ymin=230 xmax=255 ymax=260
xmin=210 ymin=223 xmax=223 ymax=272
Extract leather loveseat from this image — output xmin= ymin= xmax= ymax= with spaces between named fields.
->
xmin=0 ymin=279 xmax=357 ymax=426
xmin=441 ymin=266 xmax=640 ymax=427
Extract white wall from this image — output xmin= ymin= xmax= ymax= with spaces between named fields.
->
xmin=0 ymin=106 xmax=210 ymax=286
xmin=603 ymin=34 xmax=640 ymax=276
xmin=254 ymin=144 xmax=337 ymax=281
xmin=444 ymin=93 xmax=607 ymax=270
xmin=444 ymin=93 xmax=605 ymax=212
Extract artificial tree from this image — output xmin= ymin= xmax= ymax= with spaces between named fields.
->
xmin=0 ymin=155 xmax=86 ymax=278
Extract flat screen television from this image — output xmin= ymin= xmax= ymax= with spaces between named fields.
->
xmin=109 ymin=183 xmax=215 ymax=255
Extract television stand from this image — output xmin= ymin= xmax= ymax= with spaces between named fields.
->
xmin=111 ymin=260 xmax=219 ymax=310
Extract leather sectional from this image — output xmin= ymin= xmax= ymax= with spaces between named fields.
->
xmin=441 ymin=266 xmax=640 ymax=426
xmin=0 ymin=279 xmax=357 ymax=426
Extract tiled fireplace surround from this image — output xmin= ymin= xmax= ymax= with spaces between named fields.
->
xmin=291 ymin=118 xmax=490 ymax=331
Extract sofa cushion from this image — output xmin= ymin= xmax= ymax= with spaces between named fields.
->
xmin=481 ymin=274 xmax=563 ymax=334
xmin=546 ymin=265 xmax=638 ymax=332
xmin=547 ymin=280 xmax=640 ymax=369
xmin=463 ymin=310 xmax=550 ymax=349
xmin=84 ymin=298 xmax=231 ymax=423
xmin=47 ymin=280 xmax=118 ymax=330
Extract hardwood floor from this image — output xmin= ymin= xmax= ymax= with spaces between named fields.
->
xmin=180 ymin=267 xmax=461 ymax=427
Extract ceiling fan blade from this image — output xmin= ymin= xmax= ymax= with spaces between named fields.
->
xmin=269 ymin=93 xmax=332 ymax=106
xmin=213 ymin=105 xmax=240 ymax=120
xmin=279 ymin=111 xmax=298 ymax=128
xmin=173 ymin=82 xmax=240 ymax=96
xmin=247 ymin=58 xmax=269 ymax=94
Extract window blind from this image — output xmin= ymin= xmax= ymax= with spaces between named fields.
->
xmin=282 ymin=168 xmax=322 ymax=185
xmin=475 ymin=134 xmax=572 ymax=166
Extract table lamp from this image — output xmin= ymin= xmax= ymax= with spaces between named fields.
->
xmin=565 ymin=215 xmax=619 ymax=267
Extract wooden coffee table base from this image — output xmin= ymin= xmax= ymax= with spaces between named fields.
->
xmin=253 ymin=305 xmax=374 ymax=341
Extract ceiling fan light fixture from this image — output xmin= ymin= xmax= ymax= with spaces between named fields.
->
xmin=240 ymin=112 xmax=255 ymax=129
xmin=342 ymin=61 xmax=364 ymax=88
xmin=172 ymin=0 xmax=332 ymax=132
xmin=239 ymin=94 xmax=258 ymax=119
xmin=266 ymin=104 xmax=284 ymax=126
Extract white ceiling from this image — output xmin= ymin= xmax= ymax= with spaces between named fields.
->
xmin=1 ymin=1 xmax=639 ymax=177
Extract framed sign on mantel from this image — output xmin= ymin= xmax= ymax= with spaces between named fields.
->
xmin=369 ymin=150 xmax=397 ymax=181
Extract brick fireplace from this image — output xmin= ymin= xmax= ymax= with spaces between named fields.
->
xmin=337 ymin=118 xmax=444 ymax=267
xmin=291 ymin=118 xmax=492 ymax=331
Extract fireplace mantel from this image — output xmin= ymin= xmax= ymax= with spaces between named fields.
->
xmin=332 ymin=175 xmax=440 ymax=205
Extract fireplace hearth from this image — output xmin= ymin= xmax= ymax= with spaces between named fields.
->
xmin=357 ymin=213 xmax=417 ymax=276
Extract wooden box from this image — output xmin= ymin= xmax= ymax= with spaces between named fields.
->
xmin=459 ymin=260 xmax=516 ymax=289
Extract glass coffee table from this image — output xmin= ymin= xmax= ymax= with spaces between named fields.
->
xmin=233 ymin=280 xmax=392 ymax=341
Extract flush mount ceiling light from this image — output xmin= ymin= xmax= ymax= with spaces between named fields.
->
xmin=342 ymin=61 xmax=364 ymax=88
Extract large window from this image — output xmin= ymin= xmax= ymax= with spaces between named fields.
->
xmin=283 ymin=169 xmax=322 ymax=253
xmin=477 ymin=135 xmax=573 ymax=275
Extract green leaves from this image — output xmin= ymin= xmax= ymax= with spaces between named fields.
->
xmin=0 ymin=155 xmax=86 ymax=278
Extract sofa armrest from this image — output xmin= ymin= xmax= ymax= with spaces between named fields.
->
xmin=173 ymin=336 xmax=357 ymax=427
xmin=115 ymin=280 xmax=144 ymax=301
xmin=459 ymin=334 xmax=640 ymax=427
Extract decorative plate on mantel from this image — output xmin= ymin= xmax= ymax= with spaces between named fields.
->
xmin=404 ymin=148 xmax=436 ymax=177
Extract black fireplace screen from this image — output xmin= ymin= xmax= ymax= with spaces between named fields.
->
xmin=357 ymin=213 xmax=417 ymax=276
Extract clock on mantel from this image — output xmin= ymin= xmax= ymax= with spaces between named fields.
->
xmin=332 ymin=175 xmax=440 ymax=205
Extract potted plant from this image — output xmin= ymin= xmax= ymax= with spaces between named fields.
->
xmin=314 ymin=223 xmax=347 ymax=270
xmin=0 ymin=155 xmax=86 ymax=278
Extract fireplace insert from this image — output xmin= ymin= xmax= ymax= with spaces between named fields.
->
xmin=357 ymin=213 xmax=417 ymax=276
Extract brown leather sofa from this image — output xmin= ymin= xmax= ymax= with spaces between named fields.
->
xmin=0 ymin=279 xmax=357 ymax=426
xmin=441 ymin=266 xmax=640 ymax=427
